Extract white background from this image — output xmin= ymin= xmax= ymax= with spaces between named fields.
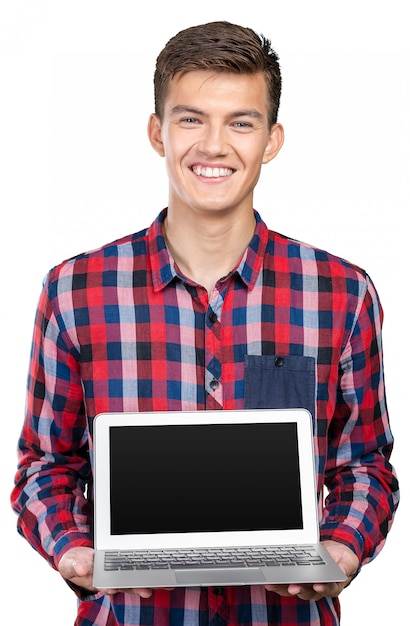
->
xmin=1 ymin=1 xmax=408 ymax=624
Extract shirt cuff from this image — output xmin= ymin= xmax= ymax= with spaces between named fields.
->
xmin=319 ymin=522 xmax=365 ymax=563
xmin=53 ymin=530 xmax=94 ymax=567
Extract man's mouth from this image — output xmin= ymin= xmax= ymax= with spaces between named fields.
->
xmin=191 ymin=165 xmax=234 ymax=178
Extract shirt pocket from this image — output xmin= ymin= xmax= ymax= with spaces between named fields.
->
xmin=244 ymin=354 xmax=316 ymax=418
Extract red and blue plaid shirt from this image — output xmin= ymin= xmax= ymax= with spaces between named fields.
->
xmin=11 ymin=210 xmax=399 ymax=625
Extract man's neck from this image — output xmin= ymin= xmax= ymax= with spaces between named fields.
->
xmin=163 ymin=207 xmax=256 ymax=296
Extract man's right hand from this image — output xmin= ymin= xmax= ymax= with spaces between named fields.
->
xmin=58 ymin=546 xmax=98 ymax=593
xmin=58 ymin=546 xmax=155 ymax=598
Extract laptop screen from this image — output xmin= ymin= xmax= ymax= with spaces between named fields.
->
xmin=109 ymin=422 xmax=303 ymax=536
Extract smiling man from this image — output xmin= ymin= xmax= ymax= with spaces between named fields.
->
xmin=148 ymin=70 xmax=283 ymax=295
xmin=11 ymin=21 xmax=399 ymax=626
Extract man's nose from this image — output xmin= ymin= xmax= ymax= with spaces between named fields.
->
xmin=197 ymin=124 xmax=228 ymax=156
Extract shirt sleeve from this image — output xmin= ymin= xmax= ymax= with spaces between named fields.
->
xmin=319 ymin=273 xmax=400 ymax=564
xmin=10 ymin=270 xmax=93 ymax=570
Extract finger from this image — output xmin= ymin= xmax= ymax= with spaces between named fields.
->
xmin=267 ymin=584 xmax=317 ymax=601
xmin=128 ymin=588 xmax=154 ymax=598
xmin=267 ymin=580 xmax=346 ymax=601
xmin=265 ymin=584 xmax=293 ymax=597
xmin=59 ymin=557 xmax=78 ymax=581
xmin=71 ymin=559 xmax=91 ymax=578
xmin=102 ymin=587 xmax=153 ymax=598
xmin=312 ymin=582 xmax=341 ymax=597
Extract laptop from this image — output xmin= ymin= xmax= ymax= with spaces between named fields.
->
xmin=92 ymin=408 xmax=346 ymax=589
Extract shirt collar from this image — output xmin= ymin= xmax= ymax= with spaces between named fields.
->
xmin=148 ymin=208 xmax=269 ymax=292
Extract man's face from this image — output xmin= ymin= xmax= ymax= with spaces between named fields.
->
xmin=148 ymin=70 xmax=283 ymax=219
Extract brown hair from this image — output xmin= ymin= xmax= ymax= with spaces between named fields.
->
xmin=154 ymin=21 xmax=282 ymax=126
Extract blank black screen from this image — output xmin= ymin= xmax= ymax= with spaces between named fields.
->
xmin=109 ymin=422 xmax=303 ymax=535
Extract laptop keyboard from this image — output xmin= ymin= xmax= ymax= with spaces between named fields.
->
xmin=104 ymin=545 xmax=326 ymax=571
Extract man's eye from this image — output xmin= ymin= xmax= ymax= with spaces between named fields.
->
xmin=182 ymin=117 xmax=198 ymax=124
xmin=233 ymin=121 xmax=252 ymax=129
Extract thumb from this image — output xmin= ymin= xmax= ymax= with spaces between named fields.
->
xmin=71 ymin=559 xmax=92 ymax=578
xmin=59 ymin=548 xmax=94 ymax=581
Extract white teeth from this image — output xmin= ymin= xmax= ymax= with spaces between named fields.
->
xmin=192 ymin=166 xmax=233 ymax=178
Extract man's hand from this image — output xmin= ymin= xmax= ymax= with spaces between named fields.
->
xmin=58 ymin=546 xmax=156 ymax=598
xmin=265 ymin=540 xmax=360 ymax=601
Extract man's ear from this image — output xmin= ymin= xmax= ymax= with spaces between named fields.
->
xmin=262 ymin=123 xmax=284 ymax=164
xmin=147 ymin=113 xmax=165 ymax=157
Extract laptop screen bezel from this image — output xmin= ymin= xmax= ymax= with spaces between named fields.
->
xmin=93 ymin=408 xmax=319 ymax=550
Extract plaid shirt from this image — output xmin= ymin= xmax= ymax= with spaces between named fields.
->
xmin=11 ymin=210 xmax=399 ymax=626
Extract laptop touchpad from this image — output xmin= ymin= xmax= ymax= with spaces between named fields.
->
xmin=175 ymin=568 xmax=266 ymax=586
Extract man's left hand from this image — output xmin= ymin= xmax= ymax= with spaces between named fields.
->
xmin=265 ymin=540 xmax=359 ymax=601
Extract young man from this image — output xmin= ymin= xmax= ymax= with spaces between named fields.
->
xmin=11 ymin=21 xmax=399 ymax=626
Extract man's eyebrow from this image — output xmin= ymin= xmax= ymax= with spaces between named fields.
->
xmin=170 ymin=105 xmax=205 ymax=116
xmin=229 ymin=109 xmax=264 ymax=120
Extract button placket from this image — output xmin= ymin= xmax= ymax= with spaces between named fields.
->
xmin=205 ymin=298 xmax=223 ymax=408
xmin=208 ymin=586 xmax=228 ymax=626
xmin=209 ymin=310 xmax=218 ymax=324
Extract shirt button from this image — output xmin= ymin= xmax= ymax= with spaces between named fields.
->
xmin=209 ymin=311 xmax=218 ymax=324
xmin=213 ymin=586 xmax=224 ymax=596
xmin=210 ymin=379 xmax=219 ymax=391
xmin=274 ymin=356 xmax=284 ymax=367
